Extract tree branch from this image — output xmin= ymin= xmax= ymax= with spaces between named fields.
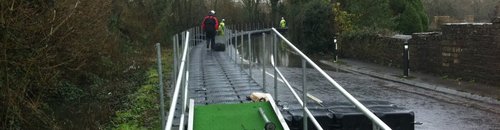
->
xmin=42 ymin=0 xmax=80 ymax=42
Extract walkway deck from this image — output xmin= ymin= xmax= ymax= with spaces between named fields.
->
xmin=170 ymin=36 xmax=267 ymax=128
xmin=168 ymin=33 xmax=415 ymax=130
xmin=188 ymin=42 xmax=264 ymax=105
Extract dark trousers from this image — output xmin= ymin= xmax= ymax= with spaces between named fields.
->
xmin=206 ymin=31 xmax=216 ymax=49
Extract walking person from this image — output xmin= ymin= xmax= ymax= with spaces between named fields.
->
xmin=280 ymin=17 xmax=286 ymax=29
xmin=218 ymin=19 xmax=225 ymax=36
xmin=201 ymin=10 xmax=219 ymax=50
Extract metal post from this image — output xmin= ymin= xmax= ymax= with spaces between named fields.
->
xmin=302 ymin=59 xmax=308 ymax=130
xmin=237 ymin=30 xmax=239 ymax=65
xmin=334 ymin=37 xmax=338 ymax=62
xmin=403 ymin=41 xmax=409 ymax=77
xmin=240 ymin=31 xmax=244 ymax=77
xmin=229 ymin=28 xmax=232 ymax=60
xmin=179 ymin=42 xmax=190 ymax=130
xmin=262 ymin=33 xmax=266 ymax=89
xmin=155 ymin=43 xmax=165 ymax=130
xmin=248 ymin=33 xmax=252 ymax=79
xmin=180 ymin=38 xmax=185 ymax=119
xmin=178 ymin=34 xmax=182 ymax=64
xmin=273 ymin=33 xmax=278 ymax=100
xmin=193 ymin=28 xmax=196 ymax=45
xmin=198 ymin=27 xmax=200 ymax=45
xmin=173 ymin=35 xmax=178 ymax=88
xmin=225 ymin=27 xmax=229 ymax=57
xmin=185 ymin=43 xmax=190 ymax=110
xmin=174 ymin=34 xmax=180 ymax=84
xmin=234 ymin=32 xmax=237 ymax=63
xmin=197 ymin=27 xmax=199 ymax=45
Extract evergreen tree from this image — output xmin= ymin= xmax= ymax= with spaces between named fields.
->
xmin=341 ymin=0 xmax=395 ymax=30
xmin=390 ymin=0 xmax=428 ymax=34
xmin=397 ymin=5 xmax=424 ymax=34
xmin=301 ymin=0 xmax=335 ymax=53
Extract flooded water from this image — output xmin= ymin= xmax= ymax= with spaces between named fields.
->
xmin=230 ymin=32 xmax=305 ymax=68
xmin=224 ymin=32 xmax=500 ymax=130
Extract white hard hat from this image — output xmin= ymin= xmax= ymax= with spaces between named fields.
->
xmin=210 ymin=10 xmax=215 ymax=15
xmin=222 ymin=19 xmax=225 ymax=21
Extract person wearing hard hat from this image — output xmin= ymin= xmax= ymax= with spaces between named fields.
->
xmin=201 ymin=10 xmax=219 ymax=50
xmin=280 ymin=17 xmax=286 ymax=29
xmin=218 ymin=19 xmax=225 ymax=36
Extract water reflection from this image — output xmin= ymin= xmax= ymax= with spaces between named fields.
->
xmin=234 ymin=32 xmax=303 ymax=68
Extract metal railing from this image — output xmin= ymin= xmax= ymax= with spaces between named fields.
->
xmin=165 ymin=30 xmax=191 ymax=130
xmin=270 ymin=28 xmax=392 ymax=130
xmin=164 ymin=25 xmax=212 ymax=130
xmin=162 ymin=23 xmax=391 ymax=130
xmin=223 ymin=25 xmax=392 ymax=130
xmin=224 ymin=27 xmax=325 ymax=130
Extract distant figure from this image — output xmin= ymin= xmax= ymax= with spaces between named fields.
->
xmin=280 ymin=17 xmax=286 ymax=29
xmin=202 ymin=10 xmax=219 ymax=50
xmin=218 ymin=19 xmax=225 ymax=36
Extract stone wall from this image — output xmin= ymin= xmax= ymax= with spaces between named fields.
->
xmin=339 ymin=35 xmax=406 ymax=68
xmin=340 ymin=21 xmax=500 ymax=86
xmin=411 ymin=22 xmax=500 ymax=85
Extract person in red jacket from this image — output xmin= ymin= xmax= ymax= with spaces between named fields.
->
xmin=201 ymin=10 xmax=219 ymax=50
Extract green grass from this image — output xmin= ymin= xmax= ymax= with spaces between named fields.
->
xmin=111 ymin=69 xmax=161 ymax=130
xmin=110 ymin=49 xmax=173 ymax=130
xmin=194 ymin=102 xmax=284 ymax=130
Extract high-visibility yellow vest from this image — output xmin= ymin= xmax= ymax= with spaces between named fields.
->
xmin=280 ymin=19 xmax=286 ymax=28
xmin=219 ymin=22 xmax=225 ymax=35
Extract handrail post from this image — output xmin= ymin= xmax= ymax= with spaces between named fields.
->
xmin=302 ymin=59 xmax=308 ymax=130
xmin=173 ymin=35 xmax=178 ymax=89
xmin=197 ymin=27 xmax=199 ymax=45
xmin=262 ymin=32 xmax=266 ymax=89
xmin=185 ymin=39 xmax=190 ymax=110
xmin=226 ymin=27 xmax=229 ymax=58
xmin=273 ymin=33 xmax=278 ymax=100
xmin=240 ymin=31 xmax=244 ymax=77
xmin=181 ymin=31 xmax=185 ymax=85
xmin=229 ymin=27 xmax=232 ymax=61
xmin=234 ymin=31 xmax=237 ymax=63
xmin=248 ymin=32 xmax=252 ymax=80
xmin=156 ymin=43 xmax=165 ymax=130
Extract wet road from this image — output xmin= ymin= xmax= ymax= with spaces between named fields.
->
xmin=246 ymin=66 xmax=500 ymax=130
xmin=225 ymin=33 xmax=500 ymax=130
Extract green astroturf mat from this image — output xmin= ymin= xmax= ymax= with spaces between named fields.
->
xmin=193 ymin=102 xmax=284 ymax=130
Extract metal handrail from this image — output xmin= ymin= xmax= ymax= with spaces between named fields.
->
xmin=163 ymin=24 xmax=391 ymax=130
xmin=227 ymin=28 xmax=324 ymax=130
xmin=165 ymin=31 xmax=190 ymax=130
xmin=270 ymin=28 xmax=392 ymax=130
xmin=270 ymin=56 xmax=324 ymax=130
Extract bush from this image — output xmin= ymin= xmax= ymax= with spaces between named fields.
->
xmin=396 ymin=5 xmax=423 ymax=34
xmin=391 ymin=0 xmax=428 ymax=34
xmin=333 ymin=2 xmax=354 ymax=34
xmin=0 ymin=0 xmax=168 ymax=129
xmin=287 ymin=0 xmax=334 ymax=54
xmin=341 ymin=0 xmax=395 ymax=30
